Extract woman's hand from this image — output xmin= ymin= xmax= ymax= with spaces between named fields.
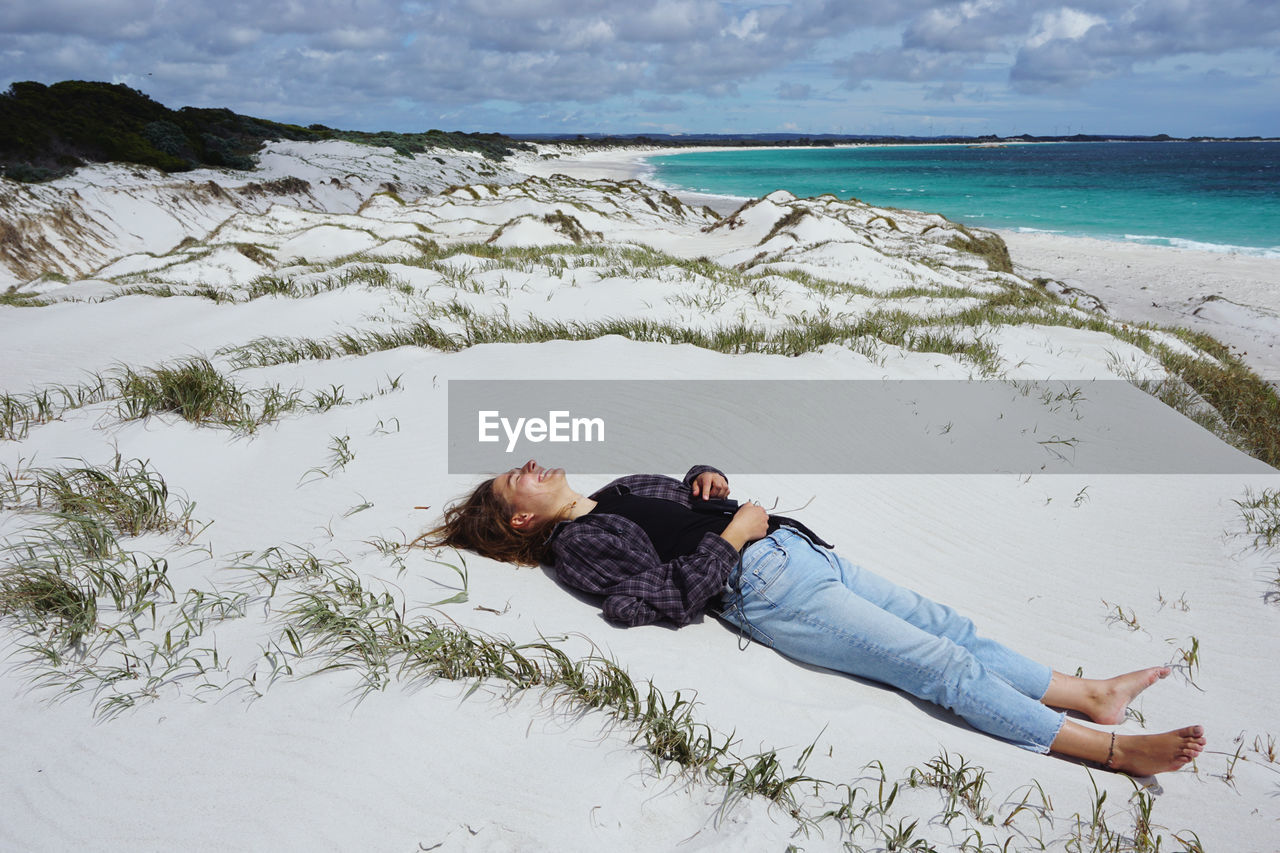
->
xmin=691 ymin=471 xmax=730 ymax=500
xmin=720 ymin=501 xmax=770 ymax=551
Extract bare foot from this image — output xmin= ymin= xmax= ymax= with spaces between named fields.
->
xmin=1110 ymin=726 xmax=1206 ymax=776
xmin=1088 ymin=666 xmax=1171 ymax=725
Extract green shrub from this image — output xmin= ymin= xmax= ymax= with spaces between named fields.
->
xmin=142 ymin=120 xmax=188 ymax=156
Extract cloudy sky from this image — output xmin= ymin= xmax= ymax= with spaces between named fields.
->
xmin=2 ymin=0 xmax=1277 ymax=136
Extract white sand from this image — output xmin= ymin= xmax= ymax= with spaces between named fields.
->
xmin=1000 ymin=230 xmax=1280 ymax=381
xmin=518 ymin=145 xmax=748 ymax=215
xmin=524 ymin=145 xmax=1280 ymax=381
xmin=2 ymin=143 xmax=1279 ymax=852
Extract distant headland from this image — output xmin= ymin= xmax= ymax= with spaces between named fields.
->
xmin=2 ymin=79 xmax=1274 ymax=184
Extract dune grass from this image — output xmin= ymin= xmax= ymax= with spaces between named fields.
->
xmin=0 ymin=456 xmax=192 ymax=651
xmin=115 ymin=357 xmax=250 ymax=422
xmin=1237 ymin=488 xmax=1280 ymax=548
xmin=0 ymin=167 xmax=1263 ymax=849
xmin=1156 ymin=342 xmax=1280 ymax=466
xmin=6 ymin=228 xmax=1278 ymax=467
xmin=1 ymin=374 xmax=116 ymax=441
xmin=946 ymin=226 xmax=1014 ymax=273
xmin=199 ymin=232 xmax=1280 ymax=467
xmin=1235 ymin=487 xmax=1280 ymax=604
xmin=222 ymin=312 xmax=1003 ymax=374
xmin=0 ymin=452 xmax=1213 ymax=847
xmin=0 ymin=286 xmax=48 ymax=307
xmin=108 ymin=263 xmax=412 ymax=304
xmin=2 ymin=455 xmax=189 ymax=536
xmin=271 ymin=548 xmax=1203 ymax=850
xmin=0 ymin=354 xmax=406 ymax=441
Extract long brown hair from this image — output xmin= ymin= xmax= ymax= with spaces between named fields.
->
xmin=415 ymin=477 xmax=564 ymax=566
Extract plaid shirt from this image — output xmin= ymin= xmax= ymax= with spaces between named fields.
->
xmin=548 ymin=465 xmax=739 ymax=627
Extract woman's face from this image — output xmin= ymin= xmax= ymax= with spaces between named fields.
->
xmin=493 ymin=459 xmax=569 ymax=523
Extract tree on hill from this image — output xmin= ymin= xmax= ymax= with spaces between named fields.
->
xmin=0 ymin=80 xmax=316 ymax=181
xmin=0 ymin=80 xmax=530 ymax=183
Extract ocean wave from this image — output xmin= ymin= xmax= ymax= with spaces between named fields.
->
xmin=1122 ymin=233 xmax=1280 ymax=258
xmin=643 ymin=144 xmax=1280 ymax=259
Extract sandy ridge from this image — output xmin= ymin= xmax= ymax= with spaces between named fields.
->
xmin=0 ymin=142 xmax=1278 ymax=851
xmin=517 ymin=144 xmax=1280 ymax=381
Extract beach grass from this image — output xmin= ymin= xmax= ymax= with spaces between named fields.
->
xmin=0 ymin=450 xmax=1223 ymax=846
xmin=4 ymin=166 xmax=1273 ymax=847
xmin=1236 ymin=488 xmax=1280 ymax=548
xmin=1155 ymin=342 xmax=1280 ymax=467
xmin=115 ymin=357 xmax=250 ymax=423
xmin=1234 ymin=488 xmax=1280 ymax=605
xmin=0 ymin=456 xmax=190 ymax=653
xmin=946 ymin=226 xmax=1014 ymax=273
xmin=222 ymin=313 xmax=1004 ymax=372
xmin=7 ymin=217 xmax=1280 ymax=470
xmin=0 ymin=285 xmax=48 ymax=307
xmin=108 ymin=263 xmax=413 ymax=304
xmin=0 ymin=354 xmax=396 ymax=441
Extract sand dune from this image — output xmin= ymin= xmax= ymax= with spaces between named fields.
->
xmin=2 ymin=143 xmax=1278 ymax=851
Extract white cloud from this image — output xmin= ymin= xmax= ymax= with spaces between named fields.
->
xmin=904 ymin=0 xmax=1017 ymax=52
xmin=724 ymin=10 xmax=765 ymax=42
xmin=0 ymin=0 xmax=1276 ymax=133
xmin=1025 ymin=7 xmax=1105 ymax=48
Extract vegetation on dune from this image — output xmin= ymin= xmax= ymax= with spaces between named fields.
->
xmin=0 ymin=353 xmax=407 ymax=441
xmin=0 ymin=285 xmax=48 ymax=307
xmin=9 ymin=226 xmax=1272 ymax=467
xmin=1156 ymin=333 xmax=1280 ymax=465
xmin=0 ymin=80 xmax=310 ymax=180
xmin=0 ymin=80 xmax=532 ymax=182
xmin=0 ymin=453 xmax=1215 ymax=847
xmin=0 ymin=456 xmax=191 ymax=650
xmin=317 ymin=126 xmax=531 ymax=163
xmin=945 ymin=225 xmax=1014 ymax=273
xmin=214 ymin=237 xmax=1280 ymax=469
xmin=0 ymin=198 xmax=1263 ymax=846
xmin=0 ymin=120 xmax=1271 ymax=849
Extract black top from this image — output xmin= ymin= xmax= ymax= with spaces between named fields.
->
xmin=589 ymin=491 xmax=732 ymax=562
xmin=588 ymin=489 xmax=802 ymax=562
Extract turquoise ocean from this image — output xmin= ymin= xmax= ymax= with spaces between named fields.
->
xmin=646 ymin=142 xmax=1280 ymax=257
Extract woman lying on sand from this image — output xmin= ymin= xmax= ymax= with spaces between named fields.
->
xmin=424 ymin=461 xmax=1206 ymax=776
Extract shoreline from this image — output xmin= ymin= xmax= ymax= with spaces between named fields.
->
xmin=998 ymin=230 xmax=1280 ymax=381
xmin=4 ymin=139 xmax=1280 ymax=853
xmin=519 ymin=145 xmax=751 ymax=214
xmin=519 ymin=145 xmax=1280 ymax=382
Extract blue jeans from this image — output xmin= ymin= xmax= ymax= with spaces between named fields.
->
xmin=718 ymin=528 xmax=1065 ymax=752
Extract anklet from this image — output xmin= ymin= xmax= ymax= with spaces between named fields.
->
xmin=1104 ymin=732 xmax=1117 ymax=769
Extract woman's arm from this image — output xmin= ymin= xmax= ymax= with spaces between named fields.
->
xmin=683 ymin=465 xmax=729 ymax=500
xmin=719 ymin=502 xmax=770 ymax=550
xmin=553 ymin=516 xmax=740 ymax=627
